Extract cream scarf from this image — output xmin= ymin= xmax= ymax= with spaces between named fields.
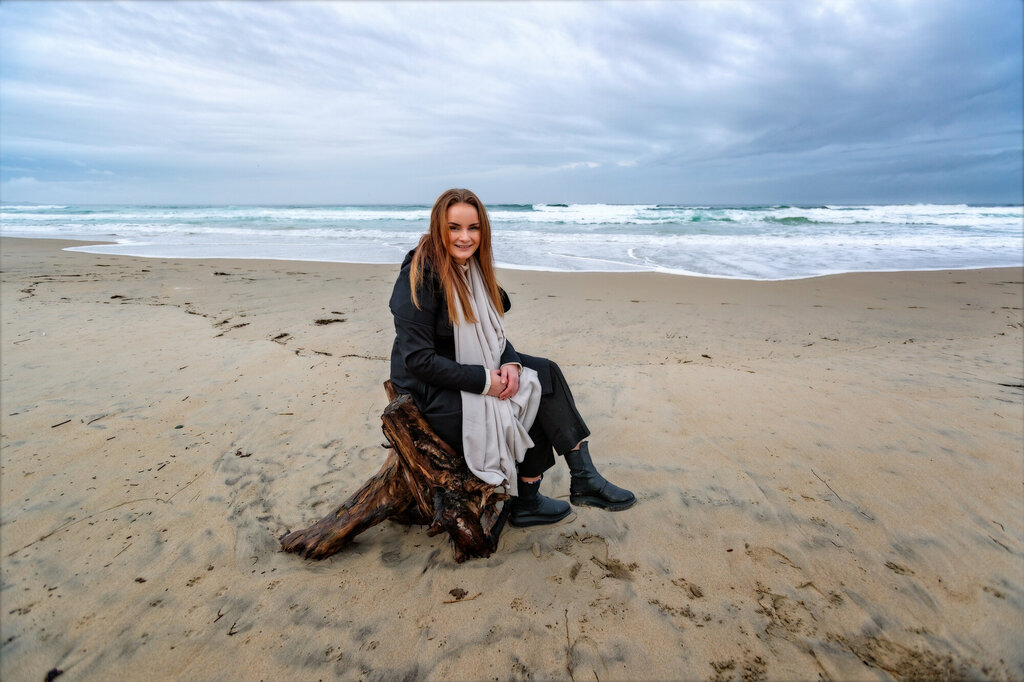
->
xmin=453 ymin=259 xmax=541 ymax=496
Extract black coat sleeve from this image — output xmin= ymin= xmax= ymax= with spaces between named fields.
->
xmin=500 ymin=339 xmax=521 ymax=367
xmin=390 ymin=266 xmax=487 ymax=394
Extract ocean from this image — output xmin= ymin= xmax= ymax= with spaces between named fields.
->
xmin=1 ymin=203 xmax=1020 ymax=281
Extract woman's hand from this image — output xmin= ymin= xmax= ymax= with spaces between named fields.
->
xmin=498 ymin=364 xmax=520 ymax=400
xmin=485 ymin=369 xmax=506 ymax=398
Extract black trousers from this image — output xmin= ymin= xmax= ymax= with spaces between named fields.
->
xmin=516 ymin=354 xmax=591 ymax=478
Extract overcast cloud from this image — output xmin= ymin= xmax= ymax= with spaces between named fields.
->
xmin=1 ymin=0 xmax=1020 ymax=205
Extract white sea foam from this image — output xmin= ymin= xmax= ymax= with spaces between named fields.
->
xmin=1 ymin=203 xmax=1020 ymax=280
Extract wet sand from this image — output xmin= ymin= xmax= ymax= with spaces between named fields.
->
xmin=2 ymin=237 xmax=1022 ymax=680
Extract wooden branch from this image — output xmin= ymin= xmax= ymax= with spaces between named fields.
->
xmin=279 ymin=381 xmax=509 ymax=563
xmin=278 ymin=450 xmax=419 ymax=559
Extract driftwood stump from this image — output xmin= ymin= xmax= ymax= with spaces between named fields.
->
xmin=279 ymin=381 xmax=509 ymax=563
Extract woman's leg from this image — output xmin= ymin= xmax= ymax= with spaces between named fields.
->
xmin=519 ymin=357 xmax=636 ymax=511
xmin=517 ymin=355 xmax=589 ymax=474
xmin=531 ymin=359 xmax=591 ymax=457
xmin=508 ymin=413 xmax=571 ymax=526
xmin=516 ymin=421 xmax=555 ymax=479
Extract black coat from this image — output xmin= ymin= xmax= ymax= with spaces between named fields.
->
xmin=388 ymin=249 xmax=551 ymax=451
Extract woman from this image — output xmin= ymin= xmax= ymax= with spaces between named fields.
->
xmin=389 ymin=188 xmax=635 ymax=527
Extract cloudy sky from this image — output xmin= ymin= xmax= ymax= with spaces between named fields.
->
xmin=1 ymin=1 xmax=1020 ymax=205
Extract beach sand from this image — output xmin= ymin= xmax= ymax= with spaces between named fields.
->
xmin=2 ymin=237 xmax=1022 ymax=681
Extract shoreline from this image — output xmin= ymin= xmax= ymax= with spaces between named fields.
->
xmin=2 ymin=237 xmax=1022 ymax=680
xmin=5 ymin=234 xmax=1023 ymax=282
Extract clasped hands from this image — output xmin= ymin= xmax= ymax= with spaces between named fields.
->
xmin=486 ymin=363 xmax=520 ymax=400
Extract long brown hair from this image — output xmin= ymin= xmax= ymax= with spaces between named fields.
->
xmin=410 ymin=188 xmax=503 ymax=325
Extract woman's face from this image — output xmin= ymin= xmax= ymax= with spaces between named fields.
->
xmin=445 ymin=202 xmax=481 ymax=265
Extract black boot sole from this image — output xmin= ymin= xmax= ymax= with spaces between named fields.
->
xmin=570 ymin=494 xmax=637 ymax=511
xmin=508 ymin=507 xmax=573 ymax=527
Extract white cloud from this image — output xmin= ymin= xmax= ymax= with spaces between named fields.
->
xmin=3 ymin=175 xmax=39 ymax=187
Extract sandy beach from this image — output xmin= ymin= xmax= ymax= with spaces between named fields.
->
xmin=1 ymin=236 xmax=1021 ymax=680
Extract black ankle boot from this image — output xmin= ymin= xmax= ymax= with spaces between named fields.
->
xmin=508 ymin=477 xmax=571 ymax=527
xmin=565 ymin=442 xmax=636 ymax=511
